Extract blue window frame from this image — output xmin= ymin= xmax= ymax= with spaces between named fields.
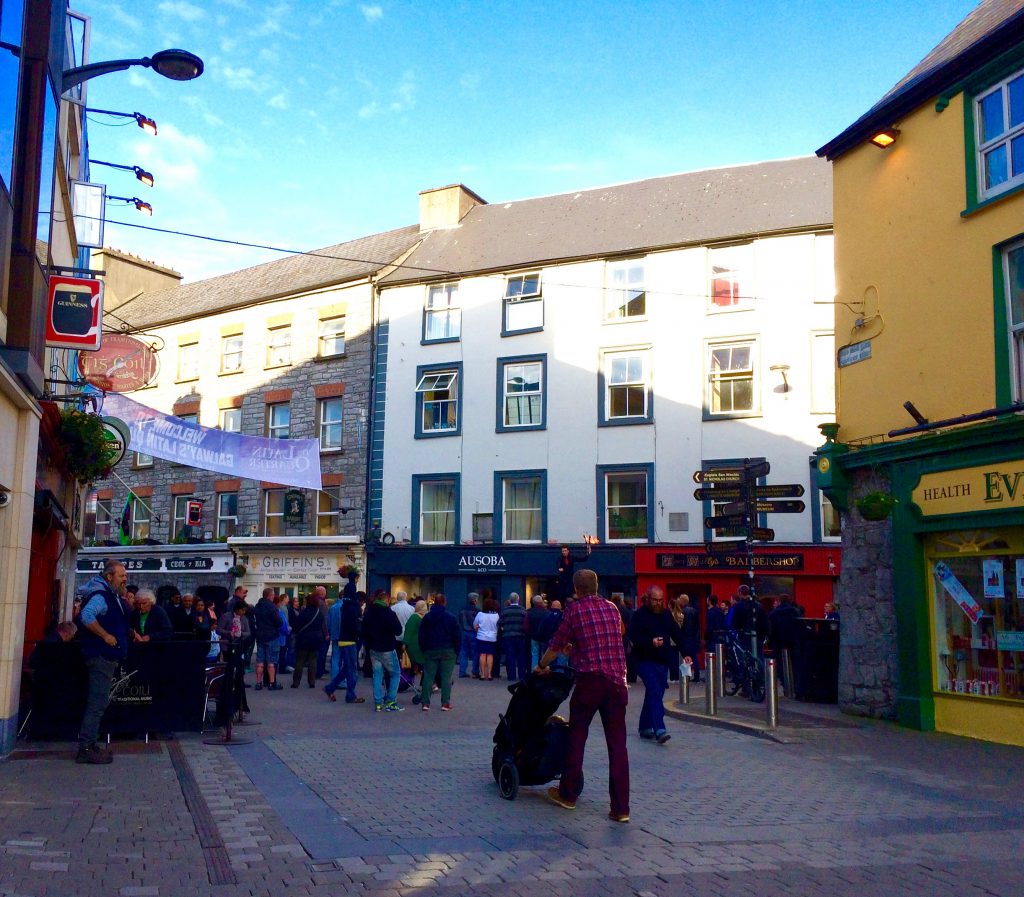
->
xmin=598 ymin=347 xmax=653 ymax=427
xmin=502 ymin=272 xmax=544 ymax=336
xmin=493 ymin=469 xmax=547 ymax=543
xmin=415 ymin=361 xmax=463 ymax=438
xmin=596 ymin=463 xmax=654 ymax=543
xmin=496 ymin=354 xmax=547 ymax=432
xmin=411 ymin=473 xmax=461 ymax=544
xmin=422 ymin=282 xmax=461 ymax=344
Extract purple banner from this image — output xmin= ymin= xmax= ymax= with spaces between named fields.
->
xmin=101 ymin=394 xmax=322 ymax=490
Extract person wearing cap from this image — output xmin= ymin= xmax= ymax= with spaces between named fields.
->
xmin=458 ymin=593 xmax=480 ymax=678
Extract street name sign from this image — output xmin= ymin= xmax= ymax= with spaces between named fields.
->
xmin=723 ymin=499 xmax=805 ymax=514
xmin=704 ymin=540 xmax=748 ymax=555
xmin=751 ymin=527 xmax=775 ymax=541
xmin=693 ymin=459 xmax=770 ymax=484
xmin=693 ymin=482 xmax=803 ymax=502
xmin=704 ymin=514 xmax=750 ymax=528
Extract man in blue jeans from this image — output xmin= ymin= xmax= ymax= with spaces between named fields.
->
xmin=626 ymin=585 xmax=683 ymax=744
xmin=323 ymin=588 xmax=365 ymax=703
xmin=361 ymin=589 xmax=404 ymax=712
xmin=458 ymin=593 xmax=480 ymax=678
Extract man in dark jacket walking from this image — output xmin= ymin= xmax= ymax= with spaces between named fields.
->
xmin=499 ymin=592 xmax=528 ymax=682
xmin=324 ymin=589 xmax=365 ymax=703
xmin=76 ymin=559 xmax=129 ymax=764
xmin=627 ymin=586 xmax=682 ymax=744
xmin=458 ymin=593 xmax=480 ymax=678
xmin=362 ymin=589 xmax=403 ymax=712
xmin=254 ymin=588 xmax=283 ymax=691
xmin=417 ymin=594 xmax=460 ymax=711
xmin=290 ymin=596 xmax=327 ymax=689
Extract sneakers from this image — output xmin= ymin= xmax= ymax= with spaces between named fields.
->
xmin=639 ymin=729 xmax=656 ymax=741
xmin=656 ymin=731 xmax=671 ymax=745
xmin=324 ymin=688 xmax=336 ymax=702
xmin=374 ymin=703 xmax=383 ymax=712
xmin=546 ymin=786 xmax=576 ymax=810
xmin=608 ymin=811 xmax=630 ymax=823
xmin=267 ymin=683 xmax=283 ymax=691
xmin=421 ymin=704 xmax=430 ymax=711
xmin=254 ymin=683 xmax=263 ymax=691
xmin=75 ymin=743 xmax=112 ymax=765
xmin=383 ymin=701 xmax=404 ymax=712
xmin=345 ymin=696 xmax=365 ymax=704
xmin=441 ymin=703 xmax=452 ymax=711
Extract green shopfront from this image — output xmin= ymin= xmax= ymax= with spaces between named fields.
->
xmin=817 ymin=416 xmax=1024 ymax=746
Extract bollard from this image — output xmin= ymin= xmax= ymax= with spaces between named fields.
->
xmin=679 ymin=659 xmax=691 ymax=704
xmin=781 ymin=648 xmax=794 ymax=699
xmin=715 ymin=643 xmax=725 ymax=698
xmin=705 ymin=653 xmax=718 ymax=716
xmin=765 ymin=658 xmax=779 ymax=728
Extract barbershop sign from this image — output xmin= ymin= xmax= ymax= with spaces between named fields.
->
xmin=656 ymin=553 xmax=804 ymax=571
xmin=912 ymin=460 xmax=1024 ymax=516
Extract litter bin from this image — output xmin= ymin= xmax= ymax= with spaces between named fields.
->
xmin=792 ymin=618 xmax=839 ymax=703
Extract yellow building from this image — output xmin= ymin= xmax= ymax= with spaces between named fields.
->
xmin=816 ymin=0 xmax=1024 ymax=745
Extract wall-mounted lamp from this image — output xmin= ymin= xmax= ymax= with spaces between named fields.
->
xmin=63 ymin=48 xmax=204 ymax=94
xmin=869 ymin=127 xmax=900 ymax=149
xmin=769 ymin=363 xmax=791 ymax=393
xmin=903 ymin=400 xmax=928 ymax=426
xmin=91 ymin=159 xmax=154 ymax=187
xmin=108 ymin=195 xmax=153 ymax=215
xmin=85 ymin=108 xmax=159 ymax=135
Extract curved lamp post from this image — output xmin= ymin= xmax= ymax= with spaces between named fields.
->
xmin=63 ymin=48 xmax=204 ymax=94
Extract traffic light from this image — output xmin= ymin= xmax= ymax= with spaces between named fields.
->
xmin=186 ymin=499 xmax=203 ymax=526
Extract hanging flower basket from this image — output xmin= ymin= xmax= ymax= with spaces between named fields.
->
xmin=337 ymin=564 xmax=361 ymax=579
xmin=856 ymin=491 xmax=897 ymax=521
xmin=228 ymin=564 xmax=247 ymax=578
xmin=59 ymin=409 xmax=115 ymax=483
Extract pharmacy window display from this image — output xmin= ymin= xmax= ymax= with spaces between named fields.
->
xmin=929 ymin=529 xmax=1024 ymax=699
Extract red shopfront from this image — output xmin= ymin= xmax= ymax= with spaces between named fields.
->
xmin=635 ymin=544 xmax=841 ymax=621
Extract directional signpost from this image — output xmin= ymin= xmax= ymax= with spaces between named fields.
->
xmin=693 ymin=458 xmax=807 ymax=596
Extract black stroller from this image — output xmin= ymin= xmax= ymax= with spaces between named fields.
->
xmin=491 ymin=667 xmax=577 ymax=800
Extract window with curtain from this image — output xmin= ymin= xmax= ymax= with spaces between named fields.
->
xmin=605 ymin=259 xmax=645 ymax=320
xmin=708 ymin=243 xmax=753 ymax=310
xmin=503 ymin=476 xmax=542 ymax=542
xmin=424 ymin=283 xmax=460 ymax=341
xmin=503 ymin=360 xmax=543 ymax=427
xmin=420 ymin=480 xmax=456 ymax=543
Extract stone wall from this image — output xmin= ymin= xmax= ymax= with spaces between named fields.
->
xmin=836 ymin=467 xmax=899 ymax=718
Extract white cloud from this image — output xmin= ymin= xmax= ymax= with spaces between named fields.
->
xmin=127 ymin=70 xmax=159 ymax=95
xmin=357 ymin=69 xmax=416 ymax=119
xmin=361 ymin=4 xmax=383 ymax=22
xmin=219 ymin=64 xmax=274 ymax=93
xmin=157 ymin=1 xmax=206 ymax=22
xmin=180 ymin=96 xmax=225 ymax=128
xmin=107 ymin=3 xmax=143 ymax=33
xmin=249 ymin=2 xmax=291 ymax=38
xmin=267 ymin=92 xmax=288 ymax=109
xmin=219 ymin=36 xmax=237 ymax=53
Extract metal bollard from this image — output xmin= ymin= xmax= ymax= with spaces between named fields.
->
xmin=781 ymin=648 xmax=794 ymax=699
xmin=679 ymin=673 xmax=690 ymax=705
xmin=705 ymin=653 xmax=718 ymax=716
xmin=765 ymin=658 xmax=778 ymax=728
xmin=715 ymin=643 xmax=725 ymax=698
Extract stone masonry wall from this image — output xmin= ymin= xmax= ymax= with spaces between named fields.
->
xmin=836 ymin=467 xmax=899 ymax=719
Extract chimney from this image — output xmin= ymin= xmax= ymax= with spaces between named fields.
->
xmin=418 ymin=184 xmax=486 ymax=232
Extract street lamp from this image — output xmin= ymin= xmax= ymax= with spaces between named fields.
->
xmin=63 ymin=48 xmax=204 ymax=94
xmin=84 ymin=108 xmax=159 ymax=135
xmin=108 ymin=195 xmax=153 ymax=216
xmin=91 ymin=159 xmax=154 ymax=187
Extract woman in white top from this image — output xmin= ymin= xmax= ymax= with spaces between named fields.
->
xmin=473 ymin=597 xmax=500 ymax=680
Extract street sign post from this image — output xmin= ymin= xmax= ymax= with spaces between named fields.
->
xmin=704 ymin=540 xmax=748 ymax=555
xmin=704 ymin=514 xmax=750 ymax=529
xmin=751 ymin=527 xmax=775 ymax=541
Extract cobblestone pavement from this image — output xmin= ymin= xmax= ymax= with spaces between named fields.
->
xmin=2 ymin=671 xmax=1023 ymax=897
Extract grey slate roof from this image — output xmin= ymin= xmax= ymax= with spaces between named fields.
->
xmin=818 ymin=0 xmax=1024 ymax=160
xmin=381 ymin=156 xmax=832 ymax=285
xmin=118 ymin=224 xmax=421 ymax=330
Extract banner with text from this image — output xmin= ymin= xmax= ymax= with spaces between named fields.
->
xmin=102 ymin=393 xmax=322 ymax=490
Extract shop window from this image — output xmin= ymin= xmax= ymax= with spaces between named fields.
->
xmin=217 ymin=492 xmax=238 ymax=538
xmin=423 ymin=282 xmax=460 ymax=342
xmin=317 ymin=486 xmax=343 ymax=536
xmin=264 ymin=489 xmax=286 ymax=536
xmin=503 ymin=272 xmax=543 ymax=334
xmin=1004 ymin=239 xmax=1024 ymax=401
xmin=708 ymin=243 xmax=754 ymax=310
xmin=604 ymin=258 xmax=645 ymax=321
xmin=928 ymin=529 xmax=1024 ymax=700
xmin=413 ymin=474 xmax=459 ymax=544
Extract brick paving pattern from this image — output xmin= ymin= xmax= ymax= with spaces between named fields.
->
xmin=1 ymin=673 xmax=1022 ymax=896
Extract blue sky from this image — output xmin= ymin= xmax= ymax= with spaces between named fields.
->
xmin=77 ymin=0 xmax=979 ymax=283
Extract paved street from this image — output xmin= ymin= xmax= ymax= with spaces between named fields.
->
xmin=2 ymin=670 xmax=1023 ymax=897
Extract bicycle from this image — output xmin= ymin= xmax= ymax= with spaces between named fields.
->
xmin=721 ymin=630 xmax=765 ymax=702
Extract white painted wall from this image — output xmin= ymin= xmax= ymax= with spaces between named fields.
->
xmin=379 ymin=232 xmax=835 ymax=545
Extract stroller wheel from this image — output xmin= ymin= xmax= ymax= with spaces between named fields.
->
xmin=498 ymin=760 xmax=519 ymax=800
xmin=491 ymin=747 xmax=502 ymax=783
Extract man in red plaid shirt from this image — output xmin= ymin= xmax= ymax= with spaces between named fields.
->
xmin=536 ymin=568 xmax=630 ymax=823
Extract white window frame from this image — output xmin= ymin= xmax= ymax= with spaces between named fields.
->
xmin=172 ymin=495 xmax=192 ymax=538
xmin=707 ymin=339 xmax=758 ymax=416
xmin=266 ymin=402 xmax=290 ymax=439
xmin=502 ymin=360 xmax=543 ymax=427
xmin=133 ymin=451 xmax=154 ymax=468
xmin=217 ymin=492 xmax=238 ymax=539
xmin=317 ymin=486 xmax=343 ymax=536
xmin=604 ymin=471 xmax=648 ymax=543
xmin=131 ymin=496 xmax=151 ymax=541
xmin=266 ymin=325 xmax=291 ymax=367
xmin=424 ymin=283 xmax=461 ymax=341
xmin=976 ymin=68 xmax=1024 ymax=200
xmin=504 ymin=272 xmax=543 ymax=332
xmin=318 ymin=316 xmax=346 ymax=357
xmin=604 ymin=349 xmax=650 ymax=420
xmin=419 ymin=480 xmax=456 ymax=544
xmin=177 ymin=342 xmax=198 ymax=381
xmin=707 ymin=243 xmax=754 ymax=311
xmin=820 ymin=491 xmax=841 ymax=542
xmin=220 ymin=334 xmax=243 ymax=373
xmin=263 ymin=489 xmax=285 ymax=536
xmin=219 ymin=407 xmax=242 ymax=432
xmin=90 ymin=494 xmax=112 ymax=542
xmin=319 ymin=397 xmax=343 ymax=451
xmin=1005 ymin=238 xmax=1024 ymax=401
xmin=416 ymin=370 xmax=458 ymax=433
xmin=604 ymin=259 xmax=646 ymax=321
xmin=502 ymin=475 xmax=543 ymax=544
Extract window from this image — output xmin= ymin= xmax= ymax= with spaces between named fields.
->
xmin=1005 ymin=240 xmax=1024 ymax=400
xmin=496 ymin=472 xmax=545 ymax=543
xmin=499 ymin=356 xmax=545 ymax=430
xmin=601 ymin=348 xmax=652 ymax=424
xmin=820 ymin=492 xmax=841 ymax=541
xmin=424 ymin=282 xmax=460 ymax=342
xmin=708 ymin=243 xmax=754 ymax=310
xmin=503 ymin=272 xmax=543 ymax=334
xmin=266 ymin=325 xmax=291 ymax=367
xmin=177 ymin=342 xmax=198 ymax=381
xmin=319 ymin=316 xmax=346 ymax=357
xmin=317 ymin=486 xmax=343 ymax=536
xmin=220 ymin=334 xmax=243 ymax=373
xmin=976 ymin=68 xmax=1024 ymax=200
xmin=131 ymin=496 xmax=151 ymax=541
xmin=415 ymin=364 xmax=461 ymax=437
xmin=707 ymin=339 xmax=757 ymax=416
xmin=133 ymin=451 xmax=153 ymax=468
xmin=86 ymin=493 xmax=112 ymax=542
xmin=178 ymin=412 xmax=199 ymax=426
xmin=598 ymin=466 xmax=652 ymax=542
xmin=220 ymin=407 xmax=242 ymax=432
xmin=413 ymin=475 xmax=459 ymax=544
xmin=266 ymin=402 xmax=290 ymax=439
xmin=264 ymin=489 xmax=285 ymax=536
xmin=605 ymin=259 xmax=645 ymax=320
xmin=217 ymin=492 xmax=238 ymax=538
xmin=172 ymin=495 xmax=192 ymax=539
xmin=317 ymin=397 xmax=343 ymax=450
xmin=811 ymin=332 xmax=836 ymax=414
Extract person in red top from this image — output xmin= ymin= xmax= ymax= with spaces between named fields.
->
xmin=536 ymin=568 xmax=630 ymax=823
